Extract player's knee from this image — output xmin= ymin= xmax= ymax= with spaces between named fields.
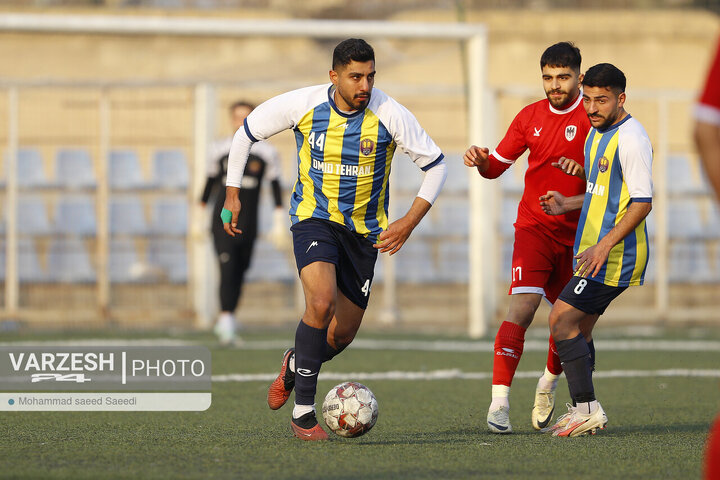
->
xmin=305 ymin=295 xmax=336 ymax=324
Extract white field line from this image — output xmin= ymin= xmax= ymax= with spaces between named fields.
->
xmin=2 ymin=338 xmax=720 ymax=351
xmin=212 ymin=368 xmax=720 ymax=383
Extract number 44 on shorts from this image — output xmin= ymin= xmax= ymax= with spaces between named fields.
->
xmin=361 ymin=279 xmax=371 ymax=297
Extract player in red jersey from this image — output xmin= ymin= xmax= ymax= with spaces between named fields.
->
xmin=464 ymin=42 xmax=591 ymax=433
xmin=694 ymin=34 xmax=720 ymax=201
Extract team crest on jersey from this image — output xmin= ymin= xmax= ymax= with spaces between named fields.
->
xmin=360 ymin=138 xmax=376 ymax=156
xmin=598 ymin=156 xmax=609 ymax=173
xmin=565 ymin=125 xmax=577 ymax=141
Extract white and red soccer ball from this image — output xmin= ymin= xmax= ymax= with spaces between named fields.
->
xmin=321 ymin=381 xmax=378 ymax=438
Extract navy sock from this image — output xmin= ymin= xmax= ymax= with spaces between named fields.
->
xmin=322 ymin=338 xmax=350 ymax=363
xmin=556 ymin=334 xmax=595 ymax=405
xmin=588 ymin=339 xmax=596 ymax=372
xmin=294 ymin=320 xmax=328 ymax=406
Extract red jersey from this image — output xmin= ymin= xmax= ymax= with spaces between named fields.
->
xmin=696 ymin=35 xmax=720 ymax=125
xmin=491 ymin=92 xmax=590 ymax=246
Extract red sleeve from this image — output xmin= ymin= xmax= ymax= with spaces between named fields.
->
xmin=700 ymin=36 xmax=720 ymax=109
xmin=480 ymin=154 xmax=512 ymax=179
xmin=494 ymin=107 xmax=529 ymax=163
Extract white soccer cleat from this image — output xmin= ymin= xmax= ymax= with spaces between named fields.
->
xmin=487 ymin=406 xmax=513 ymax=434
xmin=552 ymin=403 xmax=608 ymax=437
xmin=541 ymin=403 xmax=575 ymax=434
xmin=213 ymin=314 xmax=239 ymax=346
xmin=531 ymin=385 xmax=556 ymax=430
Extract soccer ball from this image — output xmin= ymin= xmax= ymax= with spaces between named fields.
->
xmin=321 ymin=381 xmax=378 ymax=438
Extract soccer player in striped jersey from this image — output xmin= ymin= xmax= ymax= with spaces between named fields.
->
xmin=222 ymin=38 xmax=447 ymax=440
xmin=464 ymin=42 xmax=590 ymax=433
xmin=543 ymin=63 xmax=653 ymax=437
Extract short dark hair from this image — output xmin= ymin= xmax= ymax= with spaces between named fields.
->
xmin=582 ymin=63 xmax=627 ymax=93
xmin=332 ymin=38 xmax=375 ymax=70
xmin=540 ymin=42 xmax=581 ymax=72
xmin=229 ymin=100 xmax=255 ymax=112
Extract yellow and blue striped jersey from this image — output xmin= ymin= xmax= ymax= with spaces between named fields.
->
xmin=575 ymin=115 xmax=653 ymax=287
xmin=239 ymin=84 xmax=443 ymax=243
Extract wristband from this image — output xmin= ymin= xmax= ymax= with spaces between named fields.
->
xmin=220 ymin=208 xmax=232 ymax=224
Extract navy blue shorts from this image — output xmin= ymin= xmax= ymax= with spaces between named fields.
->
xmin=291 ymin=218 xmax=378 ymax=310
xmin=557 ymin=276 xmax=627 ymax=315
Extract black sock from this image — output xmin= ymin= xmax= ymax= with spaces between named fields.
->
xmin=294 ymin=320 xmax=328 ymax=406
xmin=323 ymin=342 xmax=347 ymax=363
xmin=588 ymin=339 xmax=596 ymax=372
xmin=556 ymin=334 xmax=595 ymax=405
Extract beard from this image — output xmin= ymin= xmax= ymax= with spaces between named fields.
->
xmin=337 ymin=89 xmax=370 ymax=111
xmin=546 ymin=89 xmax=572 ymax=109
xmin=588 ymin=111 xmax=619 ymax=130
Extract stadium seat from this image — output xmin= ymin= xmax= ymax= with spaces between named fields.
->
xmin=434 ymin=196 xmax=470 ymax=237
xmin=17 ymin=196 xmax=52 ymax=234
xmin=395 ymin=241 xmax=436 ymax=283
xmin=47 ymin=237 xmax=95 ymax=283
xmin=499 ymin=169 xmax=525 ymax=194
xmin=667 ymin=154 xmax=705 ymax=194
xmin=499 ymin=199 xmax=518 ymax=237
xmin=391 ymin=154 xmax=423 ymax=192
xmin=245 ymin=241 xmax=293 ymax=282
xmin=55 ymin=148 xmax=96 ymax=189
xmin=152 ymin=149 xmax=189 ymax=189
xmin=150 ymin=196 xmax=188 ymax=235
xmin=109 ymin=150 xmax=145 ymax=190
xmin=441 ymin=153 xmax=469 ymax=193
xmin=148 ymin=238 xmax=187 ymax=283
xmin=707 ymin=203 xmax=720 ymax=239
xmin=109 ymin=238 xmax=139 ymax=283
xmin=436 ymin=240 xmax=468 ymax=283
xmin=16 ymin=148 xmax=50 ymax=188
xmin=669 ymin=241 xmax=713 ymax=283
xmin=668 ymin=199 xmax=704 ymax=239
xmin=0 ymin=240 xmax=4 ymax=281
xmin=55 ymin=195 xmax=97 ymax=235
xmin=110 ymin=196 xmax=147 ymax=235
xmin=18 ymin=237 xmax=45 ymax=283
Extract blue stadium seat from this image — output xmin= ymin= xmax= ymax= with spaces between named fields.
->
xmin=245 ymin=241 xmax=293 ymax=282
xmin=109 ymin=238 xmax=139 ymax=283
xmin=500 ymin=242 xmax=514 ymax=282
xmin=55 ymin=195 xmax=97 ymax=235
xmin=110 ymin=150 xmax=145 ymax=190
xmin=148 ymin=238 xmax=187 ymax=283
xmin=55 ymin=149 xmax=96 ymax=189
xmin=47 ymin=237 xmax=95 ymax=283
xmin=0 ymin=239 xmax=4 ymax=281
xmin=668 ymin=200 xmax=704 ymax=239
xmin=442 ymin=153 xmax=469 ymax=193
xmin=152 ymin=149 xmax=189 ymax=189
xmin=667 ymin=154 xmax=706 ymax=194
xmin=707 ymin=203 xmax=720 ymax=239
xmin=499 ymin=169 xmax=525 ymax=194
xmin=396 ymin=241 xmax=436 ymax=283
xmin=391 ymin=154 xmax=423 ymax=192
xmin=16 ymin=148 xmax=49 ymax=188
xmin=17 ymin=196 xmax=52 ymax=234
xmin=669 ymin=241 xmax=713 ymax=283
xmin=150 ymin=196 xmax=188 ymax=235
xmin=110 ymin=196 xmax=147 ymax=235
xmin=18 ymin=237 xmax=45 ymax=283
xmin=436 ymin=240 xmax=468 ymax=283
xmin=499 ymin=199 xmax=518 ymax=237
xmin=434 ymin=197 xmax=469 ymax=236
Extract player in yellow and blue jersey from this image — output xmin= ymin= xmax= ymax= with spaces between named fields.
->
xmin=540 ymin=63 xmax=653 ymax=437
xmin=221 ymin=38 xmax=447 ymax=440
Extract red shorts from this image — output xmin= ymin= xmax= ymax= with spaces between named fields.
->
xmin=508 ymin=226 xmax=574 ymax=304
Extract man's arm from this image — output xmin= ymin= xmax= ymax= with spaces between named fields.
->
xmin=575 ymin=201 xmax=652 ymax=278
xmin=694 ymin=120 xmax=720 ymax=201
xmin=539 ymin=191 xmax=585 ymax=215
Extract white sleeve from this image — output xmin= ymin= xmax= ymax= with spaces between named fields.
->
xmin=416 ymin=159 xmax=447 ymax=205
xmin=250 ymin=141 xmax=283 ymax=182
xmin=226 ymin=85 xmax=328 ymax=187
xmin=618 ymin=121 xmax=653 ymax=200
xmin=371 ymin=90 xmax=443 ymax=170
